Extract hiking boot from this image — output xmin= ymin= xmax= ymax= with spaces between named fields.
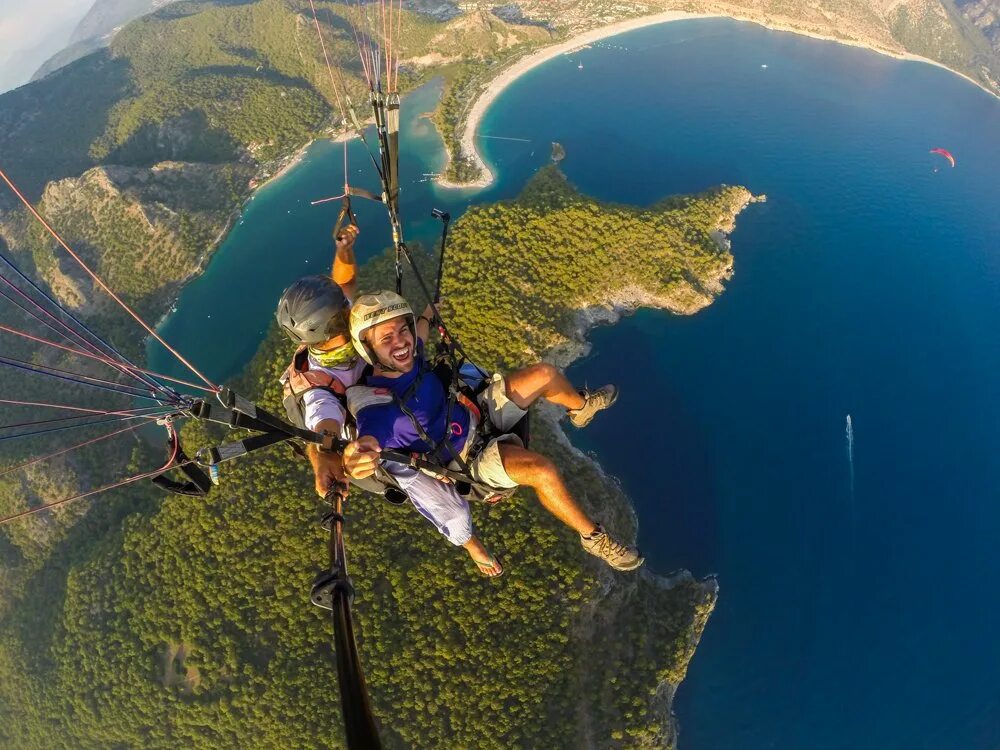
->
xmin=580 ymin=524 xmax=644 ymax=571
xmin=568 ymin=385 xmax=618 ymax=428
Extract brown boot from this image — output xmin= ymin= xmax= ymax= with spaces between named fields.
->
xmin=568 ymin=385 xmax=619 ymax=428
xmin=580 ymin=524 xmax=644 ymax=571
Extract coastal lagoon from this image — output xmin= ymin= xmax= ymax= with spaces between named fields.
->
xmin=153 ymin=19 xmax=1000 ymax=749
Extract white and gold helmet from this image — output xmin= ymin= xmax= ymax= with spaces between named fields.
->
xmin=349 ymin=290 xmax=415 ymax=366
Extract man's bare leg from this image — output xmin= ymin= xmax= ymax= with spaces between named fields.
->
xmin=504 ymin=363 xmax=585 ymax=411
xmin=497 ymin=443 xmax=595 ymax=535
xmin=497 ymin=443 xmax=644 ymax=571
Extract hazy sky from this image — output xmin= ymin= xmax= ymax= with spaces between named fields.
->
xmin=0 ymin=0 xmax=95 ymax=93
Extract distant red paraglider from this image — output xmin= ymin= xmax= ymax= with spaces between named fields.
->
xmin=929 ymin=148 xmax=956 ymax=168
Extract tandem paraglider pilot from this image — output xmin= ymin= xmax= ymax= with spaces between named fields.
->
xmin=274 ymin=224 xmax=644 ymax=577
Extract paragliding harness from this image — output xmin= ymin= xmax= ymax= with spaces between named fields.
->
xmin=280 ymin=340 xmax=530 ymax=506
xmin=347 ymin=354 xmax=531 ymax=505
xmin=277 ymin=345 xmax=406 ymax=503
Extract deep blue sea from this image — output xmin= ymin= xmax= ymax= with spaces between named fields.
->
xmin=152 ymin=19 xmax=1000 ymax=749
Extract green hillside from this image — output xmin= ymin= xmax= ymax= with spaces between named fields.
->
xmin=0 ymin=166 xmax=736 ymax=749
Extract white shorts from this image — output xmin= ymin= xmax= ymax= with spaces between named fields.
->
xmin=467 ymin=373 xmax=527 ymax=490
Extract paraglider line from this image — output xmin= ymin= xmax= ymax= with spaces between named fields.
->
xmin=0 ymin=437 xmax=185 ymax=527
xmin=0 ymin=422 xmax=146 ymax=479
xmin=0 ymin=408 xmax=177 ymax=444
xmin=0 ymin=263 xmax=176 ymax=400
xmin=0 ymin=166 xmax=218 ymax=391
xmin=0 ymin=355 xmax=178 ymax=403
xmin=307 ymin=0 xmax=348 ymax=120
xmin=0 ymin=323 xmax=215 ymax=393
xmin=0 ymin=399 xmax=177 ymax=426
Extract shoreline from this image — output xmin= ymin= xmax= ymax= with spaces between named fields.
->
xmin=253 ymin=138 xmax=315 ymax=193
xmin=148 ymin=148 xmax=309 ymax=334
xmin=440 ymin=10 xmax=999 ymax=190
xmin=535 ymin=190 xmax=756 ymax=747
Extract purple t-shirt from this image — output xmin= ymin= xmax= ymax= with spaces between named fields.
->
xmin=356 ymin=342 xmax=472 ymax=458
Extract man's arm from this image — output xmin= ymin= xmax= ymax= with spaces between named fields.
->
xmin=332 ymin=224 xmax=359 ymax=301
xmin=308 ymin=417 xmax=346 ymax=497
xmin=415 ymin=301 xmax=436 ymax=342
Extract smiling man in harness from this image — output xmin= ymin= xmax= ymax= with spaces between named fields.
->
xmin=341 ymin=291 xmax=644 ymax=575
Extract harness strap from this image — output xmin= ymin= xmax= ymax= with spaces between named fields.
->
xmin=283 ymin=347 xmax=349 ymax=397
xmin=150 ymin=431 xmax=213 ymax=496
xmin=454 ymin=390 xmax=481 ymax=423
xmin=201 ymin=430 xmax=298 ymax=466
xmin=380 ymin=449 xmax=476 ymax=486
xmin=333 ymin=194 xmax=356 ymax=246
xmin=193 ymin=390 xmax=343 ymax=452
xmin=390 ymin=367 xmax=472 ymax=475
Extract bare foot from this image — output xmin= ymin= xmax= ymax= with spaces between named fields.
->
xmin=472 ymin=553 xmax=504 ymax=578
xmin=464 ymin=536 xmax=504 ymax=577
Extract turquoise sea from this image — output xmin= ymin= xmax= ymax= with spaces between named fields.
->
xmin=151 ymin=19 xmax=1000 ymax=749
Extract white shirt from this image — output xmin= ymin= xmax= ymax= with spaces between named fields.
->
xmin=298 ymin=355 xmax=368 ymax=435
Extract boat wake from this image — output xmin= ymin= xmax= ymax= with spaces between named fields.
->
xmin=846 ymin=414 xmax=855 ymax=497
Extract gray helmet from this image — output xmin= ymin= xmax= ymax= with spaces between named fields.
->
xmin=276 ymin=275 xmax=349 ymax=345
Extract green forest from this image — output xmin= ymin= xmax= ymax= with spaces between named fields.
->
xmin=0 ymin=167 xmax=734 ymax=748
xmin=443 ymin=166 xmax=753 ymax=369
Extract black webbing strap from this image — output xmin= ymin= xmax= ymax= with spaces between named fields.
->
xmin=385 ymin=92 xmax=400 ymax=218
xmin=201 ymin=430 xmax=298 ymax=466
xmin=348 ymin=185 xmax=382 ymax=203
xmin=431 ymin=209 xmax=451 ymax=305
xmin=394 ymin=251 xmax=403 ymax=294
xmin=190 ymin=389 xmax=346 ymax=468
xmin=332 ymin=187 xmax=385 ymax=243
xmin=333 ymin=195 xmax=357 ymax=245
xmin=379 ymin=449 xmax=476 ymax=486
xmin=193 ymin=389 xmax=338 ymax=448
xmin=390 ymin=367 xmax=471 ymax=475
xmin=151 ymin=434 xmax=213 ymax=497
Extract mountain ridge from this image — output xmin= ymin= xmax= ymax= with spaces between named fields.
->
xmin=31 ymin=0 xmax=180 ymax=83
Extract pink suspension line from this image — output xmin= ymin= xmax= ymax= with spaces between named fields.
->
xmin=0 ymin=323 xmax=215 ymax=393
xmin=0 ymin=405 xmax=175 ymax=434
xmin=0 ymin=353 xmax=172 ymax=401
xmin=0 ymin=166 xmax=218 ymax=391
xmin=0 ymin=422 xmax=146 ymax=479
xmin=0 ymin=398 xmax=179 ymax=420
xmin=0 ymin=274 xmax=157 ymax=392
xmin=307 ymin=0 xmax=349 ymax=120
xmin=382 ymin=0 xmax=391 ymax=87
xmin=350 ymin=7 xmax=373 ymax=87
xmin=0 ymin=428 xmax=184 ymax=526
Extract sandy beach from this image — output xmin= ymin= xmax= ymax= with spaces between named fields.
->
xmin=438 ymin=10 xmax=998 ymax=190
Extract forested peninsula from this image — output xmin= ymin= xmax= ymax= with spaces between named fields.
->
xmin=0 ymin=164 xmax=759 ymax=748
